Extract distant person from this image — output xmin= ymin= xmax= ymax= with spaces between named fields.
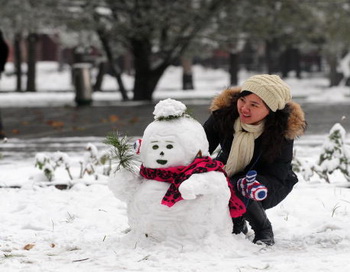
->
xmin=0 ymin=29 xmax=9 ymax=140
xmin=203 ymin=74 xmax=307 ymax=245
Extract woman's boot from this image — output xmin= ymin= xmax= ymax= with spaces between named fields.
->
xmin=245 ymin=201 xmax=275 ymax=246
xmin=232 ymin=216 xmax=248 ymax=235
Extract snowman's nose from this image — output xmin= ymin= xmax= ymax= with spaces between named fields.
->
xmin=160 ymin=151 xmax=164 ymax=156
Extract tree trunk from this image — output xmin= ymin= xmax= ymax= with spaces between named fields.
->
xmin=327 ymin=53 xmax=341 ymax=87
xmin=132 ymin=60 xmax=173 ymax=101
xmin=265 ymin=40 xmax=274 ymax=74
xmin=265 ymin=39 xmax=280 ymax=74
xmin=133 ymin=72 xmax=152 ymax=101
xmin=280 ymin=49 xmax=288 ymax=78
xmin=133 ymin=65 xmax=164 ymax=101
xmin=57 ymin=44 xmax=64 ymax=72
xmin=26 ymin=33 xmax=38 ymax=92
xmin=280 ymin=47 xmax=301 ymax=79
xmin=181 ymin=57 xmax=194 ymax=90
xmin=14 ymin=32 xmax=22 ymax=92
xmin=229 ymin=52 xmax=239 ymax=85
xmin=93 ymin=61 xmax=107 ymax=92
xmin=132 ymin=39 xmax=166 ymax=101
xmin=96 ymin=29 xmax=128 ymax=100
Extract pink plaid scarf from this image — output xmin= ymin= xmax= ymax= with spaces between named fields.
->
xmin=140 ymin=156 xmax=246 ymax=218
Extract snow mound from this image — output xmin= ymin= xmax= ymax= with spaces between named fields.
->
xmin=153 ymin=98 xmax=187 ymax=120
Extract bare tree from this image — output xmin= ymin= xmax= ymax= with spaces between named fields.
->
xmin=103 ymin=0 xmax=227 ymax=101
xmin=308 ymin=0 xmax=350 ymax=86
xmin=0 ymin=0 xmax=63 ymax=92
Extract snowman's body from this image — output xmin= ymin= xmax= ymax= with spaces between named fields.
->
xmin=111 ymin=170 xmax=232 ymax=242
xmin=108 ymin=99 xmax=235 ymax=242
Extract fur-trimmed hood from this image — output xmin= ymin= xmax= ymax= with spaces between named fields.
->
xmin=209 ymin=87 xmax=306 ymax=140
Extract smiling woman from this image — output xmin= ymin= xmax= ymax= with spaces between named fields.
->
xmin=204 ymin=74 xmax=307 ymax=246
xmin=237 ymin=92 xmax=270 ymax=125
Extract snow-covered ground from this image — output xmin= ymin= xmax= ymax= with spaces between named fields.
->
xmin=0 ymin=62 xmax=350 ymax=272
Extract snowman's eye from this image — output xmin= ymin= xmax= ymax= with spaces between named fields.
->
xmin=152 ymin=145 xmax=159 ymax=150
xmin=166 ymin=144 xmax=173 ymax=149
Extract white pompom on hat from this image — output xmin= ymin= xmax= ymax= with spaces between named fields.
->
xmin=240 ymin=74 xmax=292 ymax=112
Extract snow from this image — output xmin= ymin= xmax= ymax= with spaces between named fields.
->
xmin=152 ymin=98 xmax=187 ymax=120
xmin=1 ymin=62 xmax=350 ymax=271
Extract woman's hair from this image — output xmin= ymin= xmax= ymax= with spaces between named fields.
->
xmin=212 ymin=91 xmax=241 ymax=135
xmin=213 ymin=91 xmax=290 ymax=162
xmin=261 ymin=104 xmax=291 ymax=161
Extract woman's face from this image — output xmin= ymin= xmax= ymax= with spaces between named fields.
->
xmin=237 ymin=93 xmax=270 ymax=125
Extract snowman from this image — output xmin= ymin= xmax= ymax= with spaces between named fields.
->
xmin=108 ymin=98 xmax=245 ymax=244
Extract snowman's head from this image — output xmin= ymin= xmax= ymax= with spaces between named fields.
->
xmin=139 ymin=99 xmax=209 ymax=168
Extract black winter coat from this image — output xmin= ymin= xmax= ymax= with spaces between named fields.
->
xmin=204 ymin=87 xmax=306 ymax=209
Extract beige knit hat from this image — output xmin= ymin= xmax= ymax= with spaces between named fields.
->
xmin=240 ymin=74 xmax=292 ymax=112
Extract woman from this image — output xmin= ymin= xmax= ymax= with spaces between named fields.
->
xmin=203 ymin=74 xmax=306 ymax=246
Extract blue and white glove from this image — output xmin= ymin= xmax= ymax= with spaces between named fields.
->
xmin=237 ymin=170 xmax=267 ymax=201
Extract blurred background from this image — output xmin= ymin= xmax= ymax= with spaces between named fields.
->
xmin=1 ymin=0 xmax=350 ymax=102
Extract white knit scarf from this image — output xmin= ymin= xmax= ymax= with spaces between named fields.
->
xmin=224 ymin=118 xmax=265 ymax=177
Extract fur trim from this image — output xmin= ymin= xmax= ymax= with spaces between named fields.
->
xmin=285 ymin=101 xmax=306 ymax=139
xmin=210 ymin=87 xmax=240 ymax=111
xmin=209 ymin=87 xmax=306 ymax=139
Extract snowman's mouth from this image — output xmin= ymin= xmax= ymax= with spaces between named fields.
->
xmin=156 ymin=160 xmax=167 ymax=165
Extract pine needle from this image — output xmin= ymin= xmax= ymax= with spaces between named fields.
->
xmin=104 ymin=132 xmax=136 ymax=172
